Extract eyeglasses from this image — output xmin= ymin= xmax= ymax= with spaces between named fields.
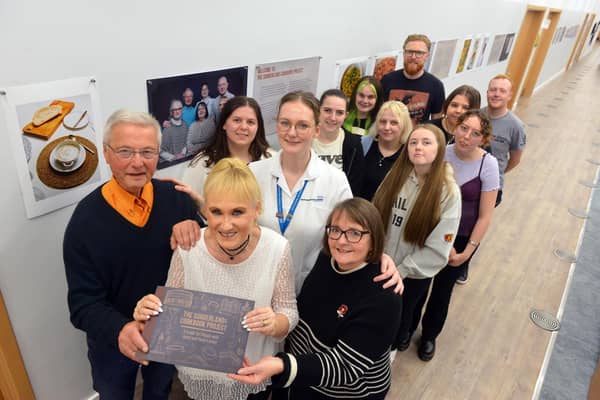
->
xmin=404 ymin=50 xmax=428 ymax=58
xmin=105 ymin=144 xmax=159 ymax=160
xmin=326 ymin=225 xmax=370 ymax=243
xmin=171 ymin=107 xmax=182 ymax=112
xmin=457 ymin=123 xmax=483 ymax=138
xmin=277 ymin=119 xmax=314 ymax=135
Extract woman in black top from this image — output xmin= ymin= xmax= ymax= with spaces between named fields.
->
xmin=229 ymin=198 xmax=402 ymax=399
xmin=428 ymin=85 xmax=480 ymax=143
xmin=359 ymin=100 xmax=412 ymax=200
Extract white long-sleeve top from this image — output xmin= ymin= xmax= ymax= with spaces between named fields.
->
xmin=384 ymin=169 xmax=461 ymax=279
xmin=166 ymin=226 xmax=298 ymax=399
xmin=250 ymin=150 xmax=352 ymax=293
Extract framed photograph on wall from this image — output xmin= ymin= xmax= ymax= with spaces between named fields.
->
xmin=456 ymin=38 xmax=472 ymax=74
xmin=1 ymin=77 xmax=106 ymax=218
xmin=430 ymin=39 xmax=458 ymax=79
xmin=146 ymin=66 xmax=248 ymax=170
xmin=253 ymin=56 xmax=320 ymax=146
xmin=475 ymin=34 xmax=491 ymax=68
xmin=333 ymin=56 xmax=369 ymax=99
xmin=499 ymin=33 xmax=516 ymax=62
xmin=366 ymin=51 xmax=401 ymax=81
xmin=487 ymin=34 xmax=507 ymax=66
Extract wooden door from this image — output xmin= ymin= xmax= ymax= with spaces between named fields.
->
xmin=566 ymin=13 xmax=591 ymax=70
xmin=505 ymin=5 xmax=546 ymax=109
xmin=574 ymin=13 xmax=596 ymax=63
xmin=521 ymin=9 xmax=562 ymax=97
xmin=0 ymin=291 xmax=35 ymax=400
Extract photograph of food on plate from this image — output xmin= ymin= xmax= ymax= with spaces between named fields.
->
xmin=15 ymin=94 xmax=101 ymax=202
xmin=373 ymin=56 xmax=397 ymax=81
xmin=5 ymin=78 xmax=107 ymax=218
xmin=340 ymin=63 xmax=362 ymax=98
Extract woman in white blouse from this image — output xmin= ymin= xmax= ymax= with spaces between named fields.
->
xmin=135 ymin=158 xmax=297 ymax=400
xmin=172 ymin=91 xmax=402 ymax=293
xmin=181 ymin=96 xmax=271 ymax=195
xmin=249 ymin=91 xmax=401 ymax=293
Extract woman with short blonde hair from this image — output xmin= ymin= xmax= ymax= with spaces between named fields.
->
xmin=135 ymin=157 xmax=297 ymax=399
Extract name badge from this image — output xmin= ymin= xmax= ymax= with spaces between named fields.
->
xmin=302 ymin=195 xmax=324 ymax=202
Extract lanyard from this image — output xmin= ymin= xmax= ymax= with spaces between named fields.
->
xmin=276 ymin=178 xmax=308 ymax=235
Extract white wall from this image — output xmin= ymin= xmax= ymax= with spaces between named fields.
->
xmin=0 ymin=1 xmax=593 ymax=398
xmin=536 ymin=9 xmax=600 ymax=91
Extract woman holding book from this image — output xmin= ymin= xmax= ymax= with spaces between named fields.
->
xmin=134 ymin=158 xmax=298 ymax=400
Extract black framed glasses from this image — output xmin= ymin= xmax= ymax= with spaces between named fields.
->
xmin=404 ymin=50 xmax=428 ymax=58
xmin=326 ymin=225 xmax=370 ymax=243
xmin=105 ymin=144 xmax=159 ymax=160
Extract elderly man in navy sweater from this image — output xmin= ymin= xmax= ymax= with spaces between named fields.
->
xmin=64 ymin=109 xmax=198 ymax=399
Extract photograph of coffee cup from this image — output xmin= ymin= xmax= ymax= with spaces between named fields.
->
xmin=55 ymin=139 xmax=81 ymax=168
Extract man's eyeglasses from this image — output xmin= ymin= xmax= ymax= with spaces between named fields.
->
xmin=326 ymin=225 xmax=370 ymax=243
xmin=404 ymin=50 xmax=428 ymax=58
xmin=105 ymin=144 xmax=159 ymax=160
xmin=277 ymin=119 xmax=314 ymax=135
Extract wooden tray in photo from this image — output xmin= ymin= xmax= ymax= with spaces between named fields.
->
xmin=22 ymin=100 xmax=75 ymax=140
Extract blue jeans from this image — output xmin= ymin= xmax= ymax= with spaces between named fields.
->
xmin=87 ymin=337 xmax=174 ymax=400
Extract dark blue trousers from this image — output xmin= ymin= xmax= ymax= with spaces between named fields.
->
xmin=87 ymin=337 xmax=174 ymax=400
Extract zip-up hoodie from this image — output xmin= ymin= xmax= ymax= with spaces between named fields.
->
xmin=384 ymin=168 xmax=461 ymax=279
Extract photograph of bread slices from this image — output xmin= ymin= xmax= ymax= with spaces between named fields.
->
xmin=32 ymin=105 xmax=62 ymax=126
xmin=22 ymin=100 xmax=75 ymax=140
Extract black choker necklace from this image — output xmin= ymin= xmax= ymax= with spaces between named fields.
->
xmin=217 ymin=235 xmax=251 ymax=260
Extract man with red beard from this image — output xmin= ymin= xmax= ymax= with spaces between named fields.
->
xmin=382 ymin=34 xmax=445 ymax=125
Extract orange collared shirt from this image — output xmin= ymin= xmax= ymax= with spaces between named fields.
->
xmin=101 ymin=178 xmax=154 ymax=227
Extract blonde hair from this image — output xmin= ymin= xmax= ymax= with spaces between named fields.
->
xmin=367 ymin=100 xmax=413 ymax=146
xmin=203 ymin=158 xmax=262 ymax=214
xmin=373 ymin=124 xmax=455 ymax=247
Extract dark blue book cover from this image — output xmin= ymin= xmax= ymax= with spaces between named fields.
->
xmin=140 ymin=286 xmax=254 ymax=373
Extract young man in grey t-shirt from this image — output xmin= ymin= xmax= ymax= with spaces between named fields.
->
xmin=483 ymin=74 xmax=526 ymax=206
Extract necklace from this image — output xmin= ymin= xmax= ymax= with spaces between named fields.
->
xmin=217 ymin=235 xmax=251 ymax=260
xmin=441 ymin=116 xmax=448 ymax=130
xmin=378 ymin=143 xmax=401 ymax=166
xmin=442 ymin=117 xmax=455 ymax=134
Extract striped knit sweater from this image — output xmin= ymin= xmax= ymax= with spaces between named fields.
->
xmin=272 ymin=252 xmax=402 ymax=399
